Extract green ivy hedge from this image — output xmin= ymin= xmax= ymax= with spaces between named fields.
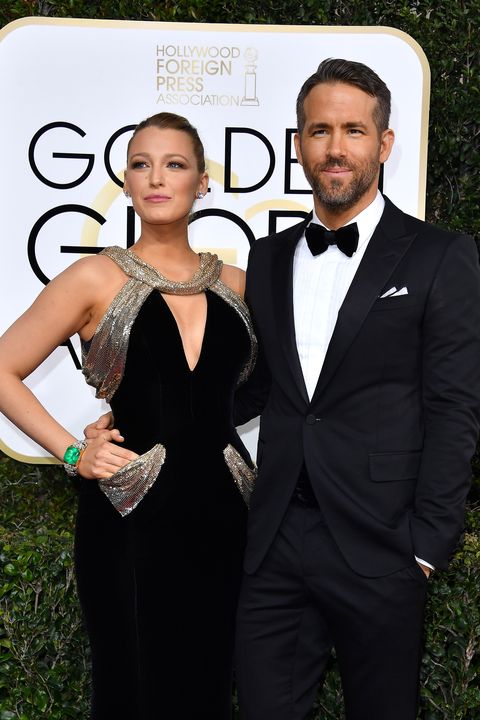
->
xmin=0 ymin=460 xmax=479 ymax=719
xmin=0 ymin=461 xmax=91 ymax=720
xmin=0 ymin=1 xmax=479 ymax=718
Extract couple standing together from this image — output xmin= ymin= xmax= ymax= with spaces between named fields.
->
xmin=0 ymin=58 xmax=479 ymax=719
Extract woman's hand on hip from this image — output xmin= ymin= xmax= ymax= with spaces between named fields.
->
xmin=78 ymin=430 xmax=138 ymax=479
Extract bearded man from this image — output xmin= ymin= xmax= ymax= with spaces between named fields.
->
xmin=235 ymin=58 xmax=480 ymax=720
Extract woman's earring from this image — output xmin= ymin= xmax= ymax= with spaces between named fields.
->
xmin=196 ymin=191 xmax=205 ymax=199
xmin=124 ymin=190 xmax=130 ymax=198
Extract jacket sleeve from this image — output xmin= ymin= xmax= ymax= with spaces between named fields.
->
xmin=235 ymin=334 xmax=271 ymax=426
xmin=234 ymin=240 xmax=271 ymax=426
xmin=411 ymin=234 xmax=480 ymax=569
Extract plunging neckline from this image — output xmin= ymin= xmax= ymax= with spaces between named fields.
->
xmin=81 ymin=246 xmax=257 ymax=402
xmin=159 ymin=291 xmax=209 ymax=373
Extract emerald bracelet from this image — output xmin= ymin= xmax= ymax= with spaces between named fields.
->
xmin=63 ymin=440 xmax=87 ymax=477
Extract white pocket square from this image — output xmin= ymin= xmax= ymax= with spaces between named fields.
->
xmin=380 ymin=286 xmax=408 ymax=298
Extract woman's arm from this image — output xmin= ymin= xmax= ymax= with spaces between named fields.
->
xmin=0 ymin=256 xmax=137 ymax=478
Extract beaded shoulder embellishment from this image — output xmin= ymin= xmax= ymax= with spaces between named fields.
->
xmin=81 ymin=278 xmax=153 ymax=401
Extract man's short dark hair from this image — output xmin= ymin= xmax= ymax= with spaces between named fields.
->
xmin=296 ymin=58 xmax=391 ymax=135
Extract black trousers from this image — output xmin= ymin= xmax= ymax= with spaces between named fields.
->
xmin=236 ymin=502 xmax=428 ymax=720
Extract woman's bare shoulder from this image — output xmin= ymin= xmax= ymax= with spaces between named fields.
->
xmin=219 ymin=264 xmax=246 ymax=299
xmin=60 ymin=252 xmax=126 ymax=283
xmin=46 ymin=253 xmax=128 ymax=305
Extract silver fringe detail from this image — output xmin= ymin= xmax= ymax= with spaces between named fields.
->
xmin=82 ymin=246 xmax=257 ymax=401
xmin=98 ymin=443 xmax=166 ymax=516
xmin=223 ymin=444 xmax=257 ymax=507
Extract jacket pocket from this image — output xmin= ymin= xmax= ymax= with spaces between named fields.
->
xmin=370 ymin=295 xmax=417 ymax=311
xmin=369 ymin=450 xmax=422 ymax=482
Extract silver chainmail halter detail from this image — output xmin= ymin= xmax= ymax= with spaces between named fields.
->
xmin=82 ymin=246 xmax=256 ymax=401
xmin=81 ymin=246 xmax=257 ymax=515
xmin=102 ymin=245 xmax=223 ymax=295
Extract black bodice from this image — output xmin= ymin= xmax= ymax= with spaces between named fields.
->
xmin=111 ymin=288 xmax=251 ymax=457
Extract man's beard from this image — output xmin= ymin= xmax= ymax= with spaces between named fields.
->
xmin=303 ymin=157 xmax=380 ymax=213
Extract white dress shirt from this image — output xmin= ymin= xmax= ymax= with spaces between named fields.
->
xmin=293 ymin=191 xmax=384 ymax=399
xmin=292 ymin=191 xmax=434 ymax=572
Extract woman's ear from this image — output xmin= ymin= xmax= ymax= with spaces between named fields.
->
xmin=123 ymin=169 xmax=130 ymax=198
xmin=198 ymin=172 xmax=209 ymax=198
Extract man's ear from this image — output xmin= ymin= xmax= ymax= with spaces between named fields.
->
xmin=293 ymin=133 xmax=304 ymax=167
xmin=379 ymin=128 xmax=395 ymax=164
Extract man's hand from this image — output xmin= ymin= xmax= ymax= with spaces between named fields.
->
xmin=84 ymin=411 xmax=116 ymax=440
xmin=417 ymin=562 xmax=432 ymax=579
xmin=80 ymin=411 xmax=138 ymax=479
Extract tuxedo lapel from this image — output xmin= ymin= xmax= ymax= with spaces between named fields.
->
xmin=272 ymin=216 xmax=311 ymax=404
xmin=311 ymin=200 xmax=417 ymax=405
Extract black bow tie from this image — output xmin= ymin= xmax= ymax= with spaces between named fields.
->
xmin=305 ymin=222 xmax=359 ymax=258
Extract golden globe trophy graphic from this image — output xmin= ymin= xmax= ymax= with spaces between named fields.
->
xmin=241 ymin=48 xmax=259 ymax=106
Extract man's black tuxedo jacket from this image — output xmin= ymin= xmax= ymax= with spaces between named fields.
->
xmin=236 ymin=197 xmax=480 ymax=577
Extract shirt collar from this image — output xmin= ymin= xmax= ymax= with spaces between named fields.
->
xmin=312 ymin=190 xmax=385 ymax=250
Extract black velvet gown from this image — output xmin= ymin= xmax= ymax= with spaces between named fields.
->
xmin=74 ymin=250 xmax=255 ymax=719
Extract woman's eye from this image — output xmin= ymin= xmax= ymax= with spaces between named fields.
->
xmin=131 ymin=160 xmax=148 ymax=169
xmin=167 ymin=161 xmax=185 ymax=169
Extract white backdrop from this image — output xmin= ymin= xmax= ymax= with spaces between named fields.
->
xmin=0 ymin=18 xmax=430 ymax=462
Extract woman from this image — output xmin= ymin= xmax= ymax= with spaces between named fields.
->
xmin=0 ymin=112 xmax=257 ymax=718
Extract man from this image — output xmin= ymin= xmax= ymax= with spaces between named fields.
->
xmin=234 ymin=58 xmax=480 ymax=720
